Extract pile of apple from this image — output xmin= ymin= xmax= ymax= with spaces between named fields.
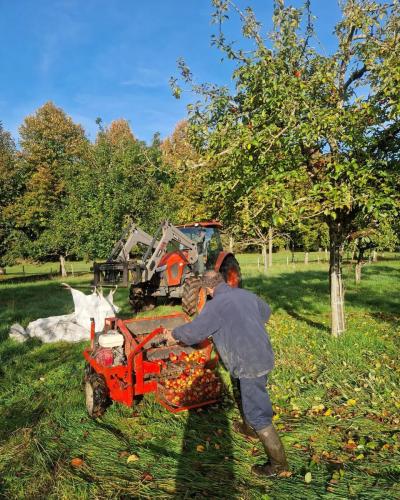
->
xmin=158 ymin=349 xmax=222 ymax=408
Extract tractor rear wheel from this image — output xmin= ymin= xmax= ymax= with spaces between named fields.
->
xmin=84 ymin=372 xmax=111 ymax=418
xmin=182 ymin=276 xmax=204 ymax=316
xmin=220 ymin=256 xmax=242 ymax=288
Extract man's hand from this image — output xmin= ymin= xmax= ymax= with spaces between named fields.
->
xmin=164 ymin=329 xmax=176 ymax=345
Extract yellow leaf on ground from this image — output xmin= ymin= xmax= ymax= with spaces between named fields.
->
xmin=304 ymin=472 xmax=312 ymax=483
xmin=127 ymin=454 xmax=140 ymax=463
xmin=324 ymin=408 xmax=332 ymax=416
xmin=196 ymin=445 xmax=205 ymax=453
xmin=347 ymin=399 xmax=357 ymax=406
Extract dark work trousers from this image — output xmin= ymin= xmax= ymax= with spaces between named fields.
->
xmin=233 ymin=375 xmax=273 ymax=431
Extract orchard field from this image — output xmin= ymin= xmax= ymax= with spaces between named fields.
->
xmin=0 ymin=254 xmax=399 ymax=499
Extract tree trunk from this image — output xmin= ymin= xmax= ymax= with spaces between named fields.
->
xmin=355 ymin=248 xmax=364 ymax=284
xmin=329 ymin=224 xmax=345 ymax=337
xmin=268 ymin=228 xmax=273 ymax=267
xmin=355 ymin=262 xmax=362 ymax=284
xmin=262 ymin=244 xmax=267 ymax=273
xmin=304 ymin=252 xmax=309 ymax=264
xmin=229 ymin=235 xmax=234 ymax=253
xmin=372 ymin=250 xmax=377 ymax=262
xmin=59 ymin=254 xmax=68 ymax=277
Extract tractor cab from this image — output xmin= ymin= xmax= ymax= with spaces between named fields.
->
xmin=176 ymin=221 xmax=223 ymax=271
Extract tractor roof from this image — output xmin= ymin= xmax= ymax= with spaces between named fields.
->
xmin=176 ymin=220 xmax=222 ymax=229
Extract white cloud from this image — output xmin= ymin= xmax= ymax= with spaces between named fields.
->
xmin=120 ymin=66 xmax=167 ymax=89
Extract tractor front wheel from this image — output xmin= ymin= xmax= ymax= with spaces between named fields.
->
xmin=129 ymin=286 xmax=157 ymax=312
xmin=182 ymin=277 xmax=205 ymax=316
xmin=220 ymin=256 xmax=242 ymax=288
xmin=84 ymin=372 xmax=111 ymax=418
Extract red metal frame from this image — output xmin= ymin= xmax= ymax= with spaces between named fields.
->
xmin=83 ymin=312 xmax=220 ymax=412
xmin=159 ymin=251 xmax=188 ymax=286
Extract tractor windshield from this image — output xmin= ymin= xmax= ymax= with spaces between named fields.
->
xmin=179 ymin=227 xmax=221 ymax=248
xmin=179 ymin=227 xmax=223 ymax=268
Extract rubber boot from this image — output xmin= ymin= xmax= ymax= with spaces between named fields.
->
xmin=232 ymin=379 xmax=258 ymax=439
xmin=252 ymin=424 xmax=289 ymax=477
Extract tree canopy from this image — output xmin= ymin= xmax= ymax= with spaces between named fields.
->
xmin=171 ymin=0 xmax=400 ymax=335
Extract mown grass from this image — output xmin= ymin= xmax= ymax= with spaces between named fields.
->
xmin=0 ymin=255 xmax=399 ymax=499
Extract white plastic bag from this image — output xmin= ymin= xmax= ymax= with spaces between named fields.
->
xmin=69 ymin=286 xmax=120 ymax=332
xmin=9 ymin=285 xmax=120 ymax=343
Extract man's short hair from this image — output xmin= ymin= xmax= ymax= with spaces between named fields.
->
xmin=202 ymin=270 xmax=225 ymax=289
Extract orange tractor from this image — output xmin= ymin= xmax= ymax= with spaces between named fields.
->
xmin=93 ymin=220 xmax=241 ymax=315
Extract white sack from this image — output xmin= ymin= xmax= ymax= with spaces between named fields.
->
xmin=27 ymin=317 xmax=89 ymax=343
xmin=9 ymin=323 xmax=29 ymax=343
xmin=9 ymin=285 xmax=120 ymax=344
xmin=68 ymin=286 xmax=120 ymax=332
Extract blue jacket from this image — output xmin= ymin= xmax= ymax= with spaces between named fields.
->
xmin=173 ymin=283 xmax=274 ymax=378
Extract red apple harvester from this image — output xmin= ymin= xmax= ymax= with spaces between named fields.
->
xmin=83 ymin=313 xmax=222 ymax=417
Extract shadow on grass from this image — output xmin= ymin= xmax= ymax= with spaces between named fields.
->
xmin=0 ymin=281 xmax=76 ymax=341
xmin=144 ymin=403 xmax=237 ymax=498
xmin=0 ymin=337 xmax=42 ymax=365
xmin=0 ymin=342 xmax=82 ymax=440
xmin=244 ymin=266 xmax=400 ymax=329
xmin=244 ymin=271 xmax=330 ymax=332
xmin=176 ymin=406 xmax=236 ymax=498
xmin=0 ymin=399 xmax=46 ymax=441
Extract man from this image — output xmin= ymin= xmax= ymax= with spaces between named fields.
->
xmin=166 ymin=270 xmax=288 ymax=477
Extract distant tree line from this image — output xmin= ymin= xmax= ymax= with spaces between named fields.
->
xmin=0 ymin=104 xmax=355 ymax=274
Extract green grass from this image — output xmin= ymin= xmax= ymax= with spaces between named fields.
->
xmin=0 ymin=255 xmax=399 ymax=499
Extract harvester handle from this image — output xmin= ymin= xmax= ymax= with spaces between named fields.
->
xmin=132 ymin=327 xmax=165 ymax=354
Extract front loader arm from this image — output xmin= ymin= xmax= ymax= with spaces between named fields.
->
xmin=119 ymin=226 xmax=159 ymax=262
xmin=166 ymin=223 xmax=198 ymax=264
xmin=108 ymin=223 xmax=159 ymax=263
xmin=143 ymin=221 xmax=198 ymax=281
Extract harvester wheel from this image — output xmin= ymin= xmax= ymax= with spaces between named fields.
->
xmin=84 ymin=372 xmax=111 ymax=418
xmin=220 ymin=256 xmax=242 ymax=288
xmin=182 ymin=276 xmax=203 ymax=316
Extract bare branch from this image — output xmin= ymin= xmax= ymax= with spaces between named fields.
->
xmin=343 ymin=65 xmax=367 ymax=92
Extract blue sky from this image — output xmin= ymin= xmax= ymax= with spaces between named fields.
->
xmin=0 ymin=1 xmax=342 ymax=144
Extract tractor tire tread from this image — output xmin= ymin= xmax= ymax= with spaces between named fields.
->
xmin=182 ymin=277 xmax=202 ymax=316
